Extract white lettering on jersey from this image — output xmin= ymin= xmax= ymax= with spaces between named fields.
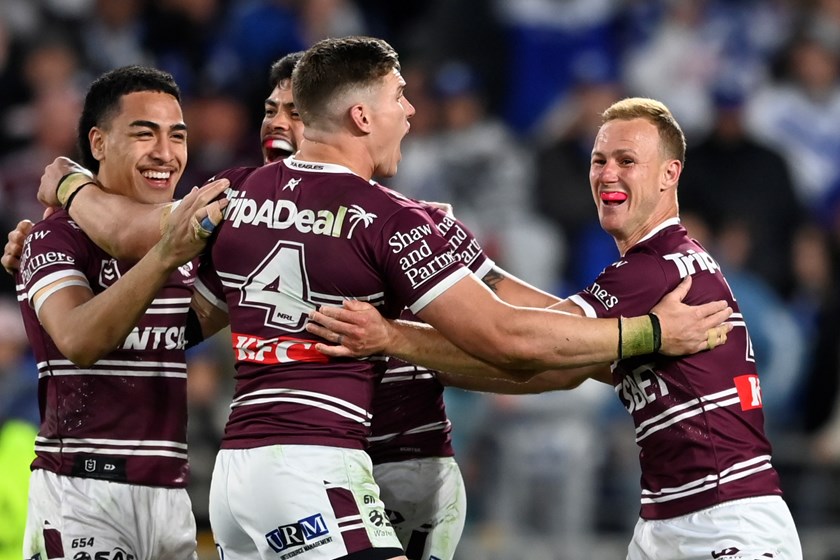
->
xmin=434 ymin=216 xmax=481 ymax=265
xmin=389 ymin=224 xmax=433 ymax=253
xmin=122 ymin=326 xmax=186 ymax=350
xmin=620 ymin=363 xmax=669 ymax=413
xmin=226 ymin=193 xmax=366 ymax=239
xmin=454 ymin=237 xmax=482 ymax=267
xmin=232 ymin=333 xmax=328 ymax=364
xmin=585 ymin=281 xmax=618 ymax=310
xmin=734 ymin=374 xmax=763 ymax=410
xmin=20 ymin=250 xmax=75 ymax=285
xmin=662 ymin=249 xmax=720 ymax=279
xmin=404 ymin=251 xmax=458 ymax=288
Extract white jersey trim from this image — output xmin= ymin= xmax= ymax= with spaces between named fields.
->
xmin=634 ymin=387 xmax=741 ymax=443
xmin=367 ymin=420 xmax=451 ymax=443
xmin=194 ymin=277 xmax=229 ymax=313
xmin=37 ymin=359 xmax=188 ymax=379
xmin=35 ymin=436 xmax=188 ymax=460
xmin=640 ymin=455 xmax=775 ymax=504
xmin=36 ymin=436 xmax=188 ymax=450
xmin=568 ymin=294 xmax=597 ymax=317
xmin=408 ymin=267 xmax=471 ymax=314
xmin=473 ymin=258 xmax=495 ymax=279
xmin=231 ymin=387 xmax=372 ymax=425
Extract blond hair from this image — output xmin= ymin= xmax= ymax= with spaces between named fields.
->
xmin=602 ymin=97 xmax=686 ymax=165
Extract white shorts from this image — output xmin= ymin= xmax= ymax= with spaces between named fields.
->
xmin=373 ymin=457 xmax=466 ymax=560
xmin=24 ymin=469 xmax=197 ymax=560
xmin=209 ymin=445 xmax=404 ymax=560
xmin=627 ymin=496 xmax=802 ymax=560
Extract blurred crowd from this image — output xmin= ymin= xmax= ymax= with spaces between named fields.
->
xmin=1 ymin=0 xmax=840 ymax=558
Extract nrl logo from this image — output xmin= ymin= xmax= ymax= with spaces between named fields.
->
xmin=98 ymin=259 xmax=121 ymax=288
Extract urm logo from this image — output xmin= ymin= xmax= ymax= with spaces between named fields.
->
xmin=265 ymin=513 xmax=329 ymax=553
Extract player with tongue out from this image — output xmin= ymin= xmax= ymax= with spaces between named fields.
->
xmin=575 ymin=97 xmax=801 ymax=560
xmin=310 ymin=97 xmax=800 ymax=560
xmin=600 ymin=191 xmax=627 ymax=204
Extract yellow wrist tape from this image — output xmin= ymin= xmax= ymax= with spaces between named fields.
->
xmin=619 ymin=315 xmax=656 ymax=359
xmin=56 ymin=172 xmax=95 ymax=208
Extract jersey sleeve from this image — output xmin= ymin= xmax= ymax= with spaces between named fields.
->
xmin=17 ymin=216 xmax=93 ymax=317
xmin=191 ymin=166 xmax=254 ymax=313
xmin=425 ymin=206 xmax=495 ymax=277
xmin=568 ymin=253 xmax=669 ymax=319
xmin=374 ymin=205 xmax=469 ymax=315
xmin=194 ymin=255 xmax=227 ymax=313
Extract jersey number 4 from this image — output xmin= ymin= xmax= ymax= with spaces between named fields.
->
xmin=240 ymin=241 xmax=313 ymax=332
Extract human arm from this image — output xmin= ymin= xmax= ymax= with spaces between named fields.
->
xmin=433 ymin=294 xmax=614 ymax=392
xmin=187 ymin=289 xmax=231 ymax=344
xmin=2 ymin=220 xmax=33 ymax=275
xmin=39 ymin=156 xmax=227 ymax=260
xmin=437 ymin=363 xmax=612 ymax=393
xmin=309 ymin=273 xmax=731 ymax=373
xmin=31 ymin=181 xmax=227 ymax=366
xmin=306 ymin=265 xmax=560 ymax=380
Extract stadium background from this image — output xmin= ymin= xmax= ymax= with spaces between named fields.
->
xmin=0 ymin=0 xmax=839 ymax=558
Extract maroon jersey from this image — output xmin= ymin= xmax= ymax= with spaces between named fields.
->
xmin=194 ymin=159 xmax=469 ymax=451
xmin=16 ymin=211 xmax=196 ymax=488
xmin=368 ymin=206 xmax=494 ymax=464
xmin=568 ymin=218 xmax=782 ymax=519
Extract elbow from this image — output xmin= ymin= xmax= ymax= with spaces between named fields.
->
xmin=54 ymin=335 xmax=112 ymax=368
xmin=111 ymin=235 xmax=155 ymax=262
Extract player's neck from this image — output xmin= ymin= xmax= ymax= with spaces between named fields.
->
xmin=296 ymin=136 xmax=375 ymax=181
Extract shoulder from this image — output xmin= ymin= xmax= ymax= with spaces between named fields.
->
xmin=210 ymin=165 xmax=260 ymax=187
xmin=27 ymin=211 xmax=88 ymax=245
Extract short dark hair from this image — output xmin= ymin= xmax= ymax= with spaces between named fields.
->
xmin=269 ymin=51 xmax=305 ymax=88
xmin=292 ymin=36 xmax=400 ymax=130
xmin=77 ymin=65 xmax=180 ymax=173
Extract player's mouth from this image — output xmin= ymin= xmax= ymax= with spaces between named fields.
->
xmin=600 ymin=191 xmax=628 ymax=206
xmin=141 ymin=169 xmax=174 ymax=189
xmin=263 ymin=137 xmax=295 ymax=162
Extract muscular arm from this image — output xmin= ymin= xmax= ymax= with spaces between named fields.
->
xmin=40 ymin=158 xmax=226 ymax=260
xmin=36 ymin=185 xmax=223 ymax=366
xmin=433 ymin=292 xmax=614 ymax=392
xmin=190 ymin=289 xmax=231 ymax=341
xmin=310 ymin=272 xmax=731 ymax=374
xmin=438 ymin=364 xmax=611 ymax=394
xmin=66 ymin=186 xmax=170 ymax=260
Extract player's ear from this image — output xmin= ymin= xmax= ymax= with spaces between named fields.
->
xmin=349 ymin=103 xmax=371 ymax=134
xmin=662 ymin=159 xmax=681 ymax=191
xmin=89 ymin=128 xmax=106 ymax=162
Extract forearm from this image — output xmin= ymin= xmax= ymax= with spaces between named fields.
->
xmin=43 ymin=245 xmax=178 ymax=366
xmin=438 ymin=363 xmax=608 ymax=394
xmin=386 ymin=319 xmax=537 ymax=380
xmin=482 ymin=266 xmax=561 ymax=308
xmin=68 ymin=186 xmax=168 ymax=260
xmin=384 ymin=318 xmax=611 ymax=385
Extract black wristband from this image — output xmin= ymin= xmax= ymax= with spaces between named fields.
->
xmin=64 ymin=182 xmax=93 ymax=213
xmin=56 ymin=171 xmax=77 ymax=201
xmin=648 ymin=312 xmax=661 ymax=353
xmin=617 ymin=317 xmax=624 ymax=360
